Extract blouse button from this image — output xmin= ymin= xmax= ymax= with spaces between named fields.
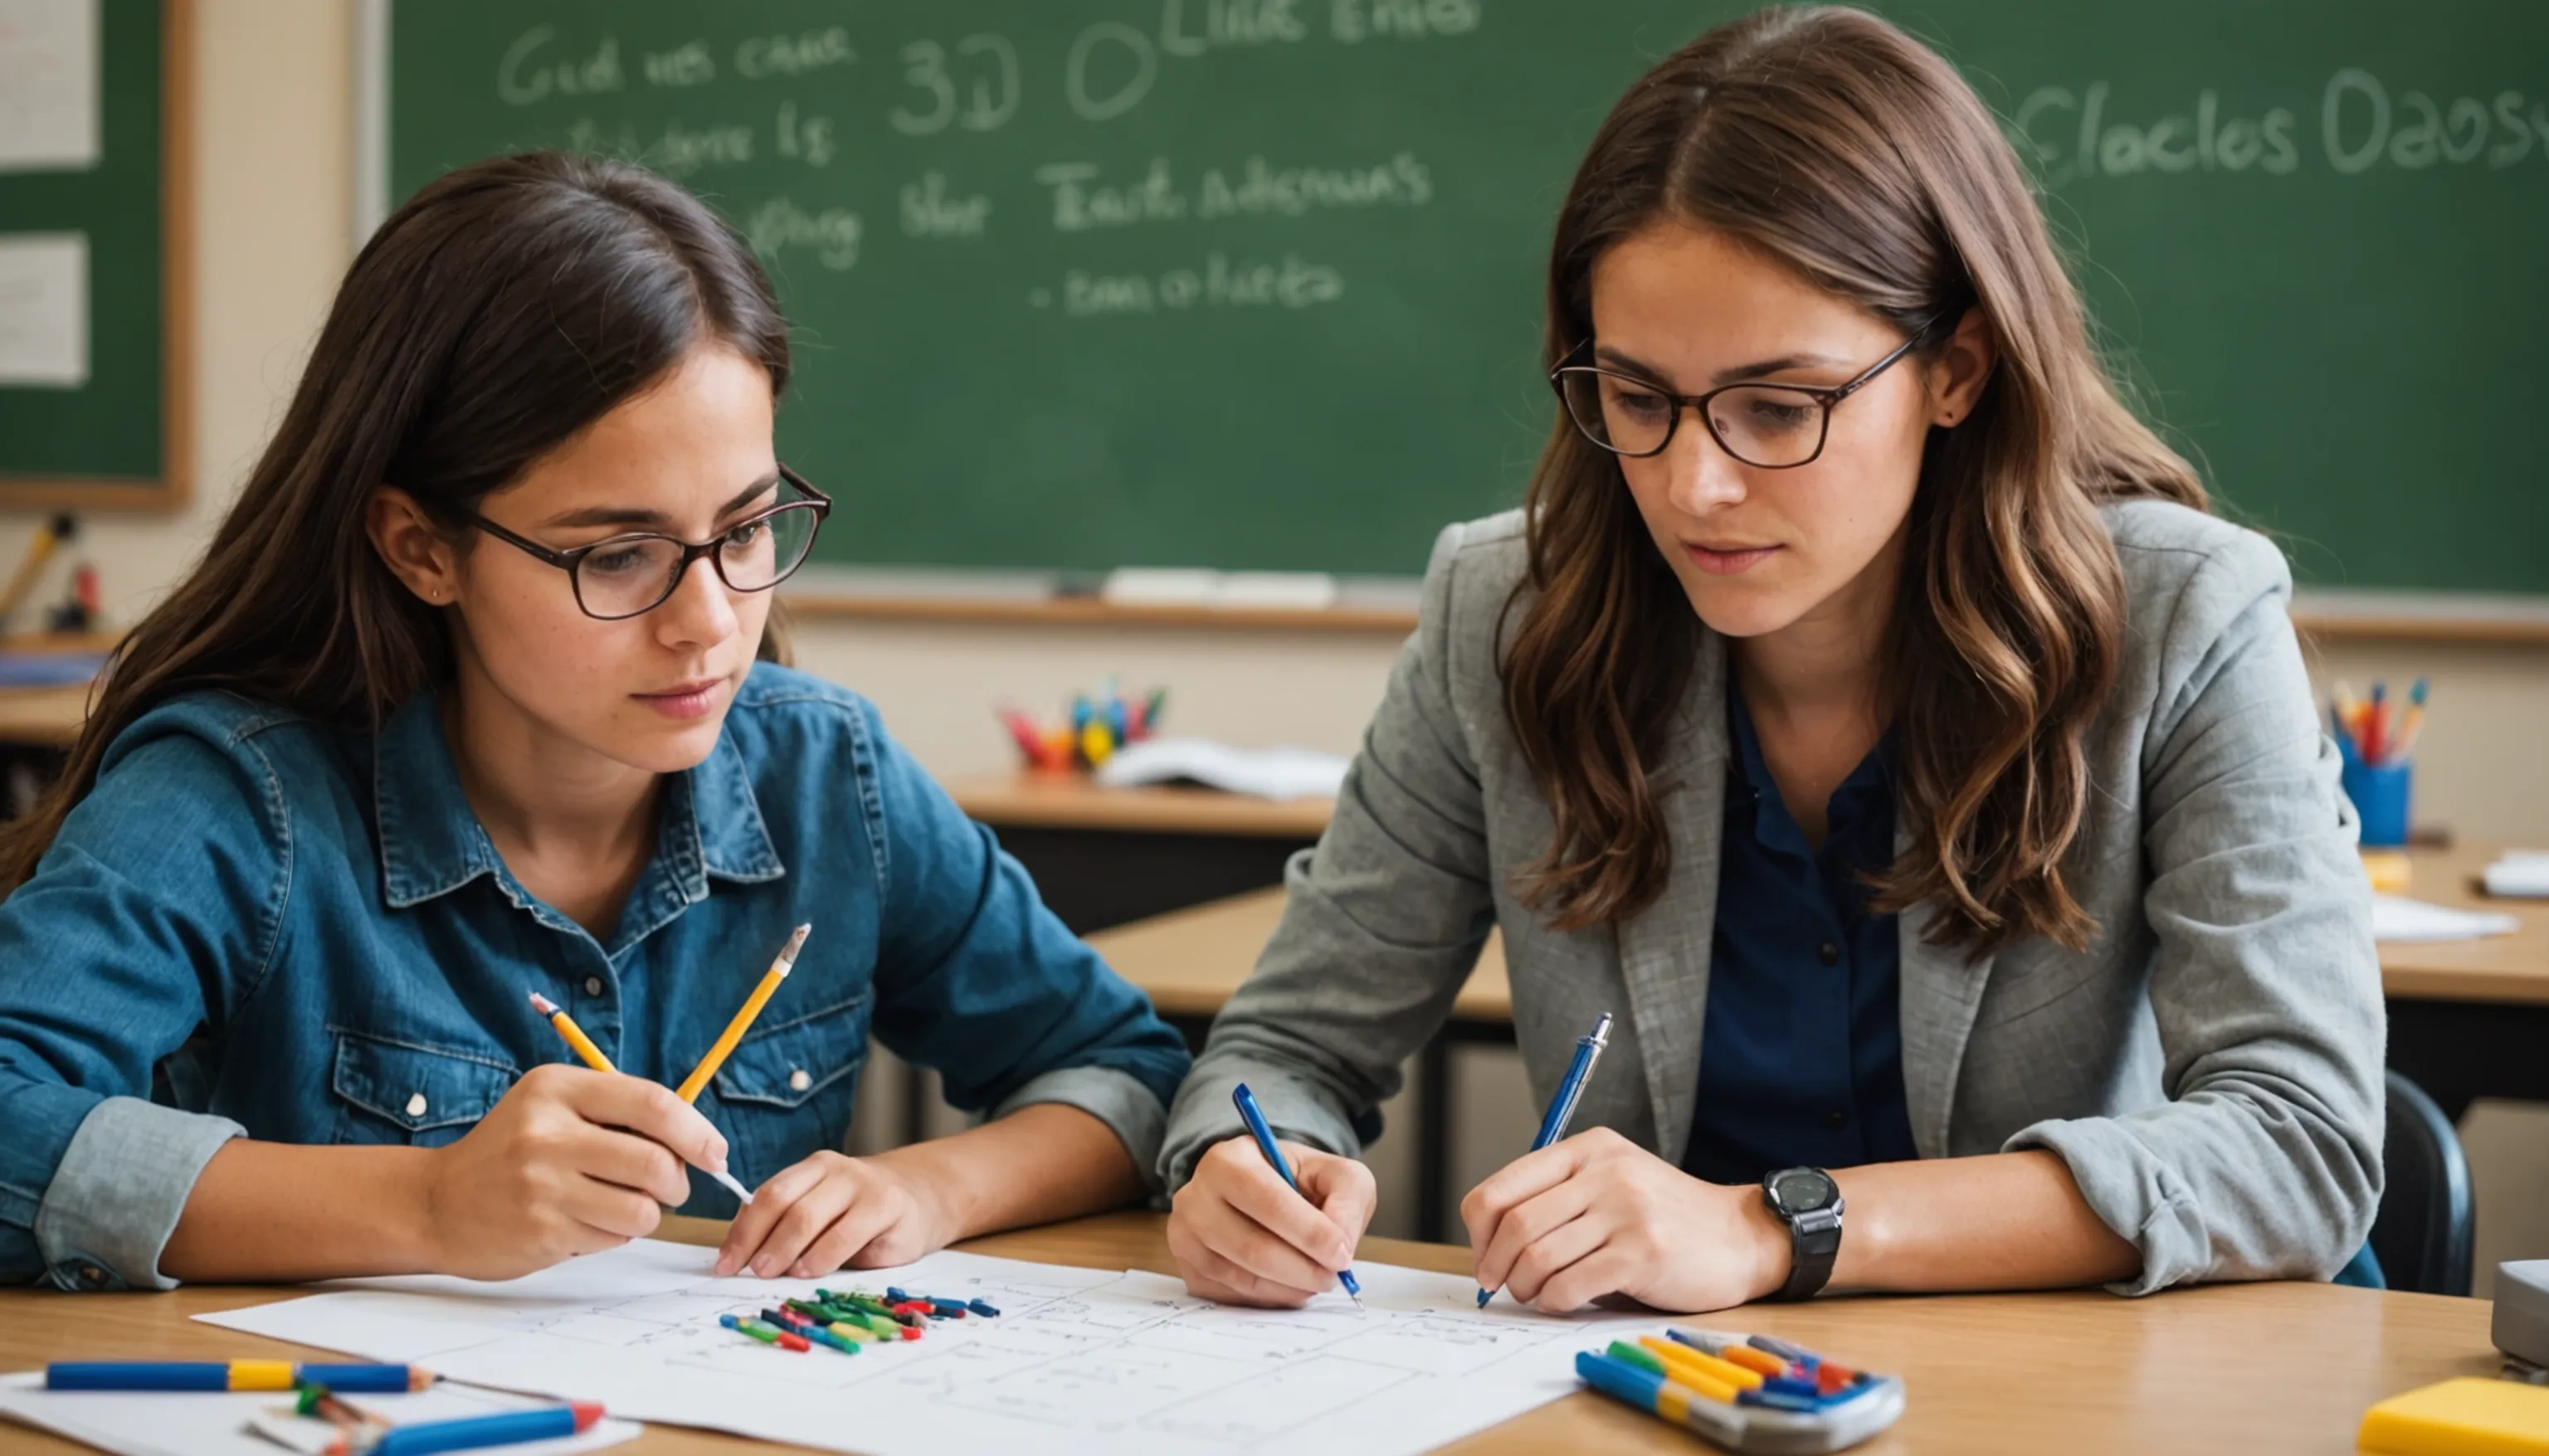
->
xmin=1817 ymin=942 xmax=1840 ymax=966
xmin=787 ymin=1069 xmax=812 ymax=1093
xmin=406 ymin=1092 xmax=429 ymax=1118
xmin=583 ymin=976 xmax=606 ymax=997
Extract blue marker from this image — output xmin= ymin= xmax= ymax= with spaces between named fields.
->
xmin=1479 ymin=1011 xmax=1613 ymax=1307
xmin=1229 ymin=1083 xmax=1363 ymax=1306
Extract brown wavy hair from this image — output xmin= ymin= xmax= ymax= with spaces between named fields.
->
xmin=0 ymin=151 xmax=792 ymax=888
xmin=1504 ymin=6 xmax=2206 ymax=955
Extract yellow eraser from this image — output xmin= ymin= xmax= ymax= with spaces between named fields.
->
xmin=2358 ymin=1378 xmax=2549 ymax=1455
xmin=2362 ymin=850 xmax=2414 ymax=895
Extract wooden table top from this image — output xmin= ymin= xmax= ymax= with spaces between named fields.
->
xmin=0 ymin=1212 xmax=2498 ymax=1455
xmin=0 ymin=683 xmax=88 ymax=747
xmin=943 ymin=770 xmax=1333 ymax=837
xmin=1086 ymin=885 xmax=1511 ymax=1020
xmin=2376 ymin=840 xmax=2549 ymax=1005
xmin=1086 ymin=842 xmax=2547 ymax=1020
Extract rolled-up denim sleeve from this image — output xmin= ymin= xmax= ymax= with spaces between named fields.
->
xmin=0 ymin=725 xmax=287 ymax=1288
xmin=855 ymin=704 xmax=1192 ymax=1191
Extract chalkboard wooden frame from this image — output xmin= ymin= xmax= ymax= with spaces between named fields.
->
xmin=0 ymin=0 xmax=194 ymax=512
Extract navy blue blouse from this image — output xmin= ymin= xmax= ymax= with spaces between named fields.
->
xmin=1679 ymin=676 xmax=1921 ymax=1186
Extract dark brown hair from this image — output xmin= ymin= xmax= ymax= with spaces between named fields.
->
xmin=0 ymin=150 xmax=792 ymax=887
xmin=1504 ymin=6 xmax=2206 ymax=954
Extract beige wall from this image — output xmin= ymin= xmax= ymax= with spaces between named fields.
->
xmin=6 ymin=4 xmax=2539 ymax=1284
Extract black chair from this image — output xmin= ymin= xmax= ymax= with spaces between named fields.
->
xmin=2371 ymin=1069 xmax=2475 ymax=1297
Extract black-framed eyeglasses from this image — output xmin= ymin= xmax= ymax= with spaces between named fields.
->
xmin=1550 ymin=329 xmax=1931 ymax=469
xmin=461 ymin=465 xmax=832 ymax=621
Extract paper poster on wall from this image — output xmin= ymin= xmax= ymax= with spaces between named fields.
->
xmin=0 ymin=0 xmax=101 ymax=173
xmin=0 ymin=233 xmax=89 ymax=387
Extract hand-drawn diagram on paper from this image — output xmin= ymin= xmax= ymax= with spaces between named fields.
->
xmin=202 ymin=1239 xmax=1671 ymax=1456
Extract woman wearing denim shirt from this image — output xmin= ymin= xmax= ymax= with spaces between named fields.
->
xmin=0 ymin=153 xmax=1191 ymax=1292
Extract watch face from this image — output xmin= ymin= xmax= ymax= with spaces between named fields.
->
xmin=1769 ymin=1167 xmax=1838 ymax=1214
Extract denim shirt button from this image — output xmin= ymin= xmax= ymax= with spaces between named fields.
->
xmin=583 ymin=976 xmax=605 ymax=997
xmin=405 ymin=1092 xmax=429 ymax=1118
xmin=787 ymin=1069 xmax=811 ymax=1093
xmin=79 ymin=1264 xmax=105 ymax=1288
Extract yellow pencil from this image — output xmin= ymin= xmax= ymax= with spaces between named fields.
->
xmin=675 ymin=924 xmax=812 ymax=1104
xmin=528 ymin=989 xmax=759 ymax=1207
xmin=529 ymin=991 xmax=615 ymax=1072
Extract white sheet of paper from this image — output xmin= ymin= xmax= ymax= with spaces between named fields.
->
xmin=2371 ymin=893 xmax=2519 ymax=942
xmin=0 ymin=0 xmax=100 ymax=173
xmin=198 ymin=1239 xmax=1669 ymax=1456
xmin=0 ymin=1371 xmax=642 ymax=1456
xmin=0 ymin=232 xmax=88 ymax=387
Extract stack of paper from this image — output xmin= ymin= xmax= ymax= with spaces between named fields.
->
xmin=1097 ymin=737 xmax=1350 ymax=801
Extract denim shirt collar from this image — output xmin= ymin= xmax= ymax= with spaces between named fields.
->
xmin=373 ymin=692 xmax=786 ymax=926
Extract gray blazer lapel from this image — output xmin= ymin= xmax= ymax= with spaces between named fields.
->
xmin=1898 ymin=895 xmax=1996 ymax=1158
xmin=1613 ymin=630 xmax=1730 ymax=1166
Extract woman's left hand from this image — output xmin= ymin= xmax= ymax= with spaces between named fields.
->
xmin=715 ymin=1151 xmax=954 ymax=1278
xmin=1464 ymin=1127 xmax=1791 ymax=1313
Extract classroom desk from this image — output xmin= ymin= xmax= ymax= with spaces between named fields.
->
xmin=1087 ymin=889 xmax=1506 ymax=1241
xmin=0 ymin=1211 xmax=2500 ymax=1455
xmin=0 ymin=684 xmax=86 ymax=747
xmin=1085 ymin=840 xmax=2549 ymax=1240
xmin=2377 ymin=840 xmax=2549 ymax=1121
xmin=943 ymin=772 xmax=1330 ymax=941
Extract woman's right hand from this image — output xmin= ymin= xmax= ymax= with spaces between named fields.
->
xmin=419 ymin=1064 xmax=731 ymax=1280
xmin=1167 ymin=1132 xmax=1377 ymax=1307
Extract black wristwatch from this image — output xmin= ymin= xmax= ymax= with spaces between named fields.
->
xmin=1761 ymin=1166 xmax=1844 ymax=1302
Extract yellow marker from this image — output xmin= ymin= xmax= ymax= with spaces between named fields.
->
xmin=529 ymin=991 xmax=615 ymax=1073
xmin=675 ymin=924 xmax=812 ymax=1103
xmin=1639 ymin=1336 xmax=1763 ymax=1393
xmin=1080 ymin=718 xmax=1115 ymax=767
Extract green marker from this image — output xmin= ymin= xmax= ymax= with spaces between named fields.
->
xmin=1607 ymin=1339 xmax=1667 ymax=1376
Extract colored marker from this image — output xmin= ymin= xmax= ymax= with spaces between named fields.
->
xmin=967 ymin=1298 xmax=1002 ymax=1317
xmin=356 ymin=1404 xmax=605 ymax=1456
xmin=720 ymin=1313 xmax=808 ymax=1351
xmin=1577 ymin=1349 xmax=1737 ymax=1428
xmin=1230 ymin=1083 xmax=1363 ymax=1306
xmin=1715 ymin=1343 xmax=1794 ymax=1379
xmin=1479 ymin=1011 xmax=1613 ymax=1306
xmin=46 ymin=1361 xmax=431 ymax=1392
xmin=1639 ymin=1335 xmax=1762 ymax=1394
xmin=675 ymin=924 xmax=811 ymax=1103
xmin=527 ymin=990 xmax=756 ymax=1208
xmin=767 ymin=1309 xmax=860 ymax=1355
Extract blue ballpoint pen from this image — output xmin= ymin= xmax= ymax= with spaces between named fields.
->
xmin=1229 ymin=1083 xmax=1365 ymax=1306
xmin=1478 ymin=1010 xmax=1613 ymax=1307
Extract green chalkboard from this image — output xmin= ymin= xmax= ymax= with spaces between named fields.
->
xmin=386 ymin=1 xmax=2549 ymax=590
xmin=0 ymin=0 xmax=184 ymax=507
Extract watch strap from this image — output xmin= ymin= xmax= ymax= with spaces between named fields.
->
xmin=1777 ymin=1205 xmax=1841 ymax=1301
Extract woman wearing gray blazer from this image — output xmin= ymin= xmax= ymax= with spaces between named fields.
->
xmin=1158 ymin=7 xmax=2382 ymax=1314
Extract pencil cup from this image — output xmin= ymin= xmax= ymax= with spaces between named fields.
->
xmin=2342 ymin=758 xmax=2411 ymax=849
